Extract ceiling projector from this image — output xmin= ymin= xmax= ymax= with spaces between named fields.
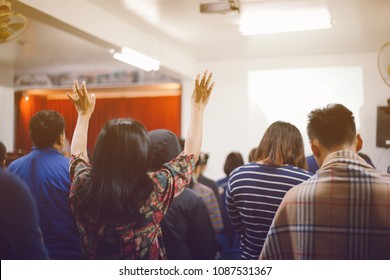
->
xmin=200 ymin=0 xmax=240 ymax=14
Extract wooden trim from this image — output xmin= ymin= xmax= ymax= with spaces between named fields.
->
xmin=23 ymin=83 xmax=182 ymax=100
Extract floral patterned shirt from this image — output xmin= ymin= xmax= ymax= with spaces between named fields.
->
xmin=69 ymin=152 xmax=194 ymax=260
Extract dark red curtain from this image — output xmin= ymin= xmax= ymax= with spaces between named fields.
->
xmin=16 ymin=94 xmax=181 ymax=153
xmin=16 ymin=95 xmax=47 ymax=152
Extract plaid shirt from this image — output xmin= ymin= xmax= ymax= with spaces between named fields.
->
xmin=69 ymin=152 xmax=194 ymax=260
xmin=260 ymin=150 xmax=390 ymax=260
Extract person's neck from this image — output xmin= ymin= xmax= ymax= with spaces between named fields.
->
xmin=52 ymin=143 xmax=62 ymax=152
xmin=318 ymin=145 xmax=357 ymax=167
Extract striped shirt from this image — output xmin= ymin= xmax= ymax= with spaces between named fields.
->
xmin=260 ymin=150 xmax=390 ymax=259
xmin=226 ymin=162 xmax=312 ymax=259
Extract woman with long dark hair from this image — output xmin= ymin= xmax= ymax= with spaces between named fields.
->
xmin=226 ymin=121 xmax=312 ymax=259
xmin=67 ymin=71 xmax=214 ymax=259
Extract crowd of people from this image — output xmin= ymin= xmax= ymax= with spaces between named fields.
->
xmin=1 ymin=70 xmax=390 ymax=260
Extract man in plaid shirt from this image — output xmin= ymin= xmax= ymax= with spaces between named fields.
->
xmin=260 ymin=104 xmax=390 ymax=259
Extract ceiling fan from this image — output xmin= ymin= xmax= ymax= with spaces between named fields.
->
xmin=0 ymin=0 xmax=28 ymax=43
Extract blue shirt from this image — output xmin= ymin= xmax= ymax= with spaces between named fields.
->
xmin=8 ymin=147 xmax=83 ymax=259
xmin=226 ymin=162 xmax=312 ymax=259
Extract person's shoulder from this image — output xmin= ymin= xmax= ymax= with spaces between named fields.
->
xmin=7 ymin=154 xmax=29 ymax=170
xmin=281 ymin=183 xmax=302 ymax=204
xmin=199 ymin=174 xmax=218 ymax=187
xmin=176 ymin=188 xmax=204 ymax=207
xmin=216 ymin=176 xmax=227 ymax=184
xmin=283 ymin=165 xmax=313 ymax=178
xmin=230 ymin=162 xmax=258 ymax=175
xmin=0 ymin=170 xmax=30 ymax=196
xmin=368 ymin=168 xmax=390 ymax=184
xmin=194 ymin=181 xmax=214 ymax=194
xmin=228 ymin=163 xmax=259 ymax=185
xmin=184 ymin=187 xmax=202 ymax=198
xmin=56 ymin=153 xmax=71 ymax=166
xmin=283 ymin=174 xmax=319 ymax=201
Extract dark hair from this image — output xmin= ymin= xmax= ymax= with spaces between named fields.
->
xmin=0 ymin=141 xmax=6 ymax=164
xmin=75 ymin=119 xmax=153 ymax=221
xmin=29 ymin=110 xmax=65 ymax=148
xmin=307 ymin=104 xmax=356 ymax=149
xmin=256 ymin=121 xmax=306 ymax=168
xmin=224 ymin=152 xmax=244 ymax=176
xmin=149 ymin=129 xmax=181 ymax=172
xmin=195 ymin=152 xmax=209 ymax=168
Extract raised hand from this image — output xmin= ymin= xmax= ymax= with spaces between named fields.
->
xmin=192 ymin=70 xmax=214 ymax=110
xmin=184 ymin=70 xmax=215 ymax=161
xmin=67 ymin=80 xmax=96 ymax=117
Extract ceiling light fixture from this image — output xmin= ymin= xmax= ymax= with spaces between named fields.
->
xmin=239 ymin=1 xmax=332 ymax=36
xmin=113 ymin=47 xmax=160 ymax=72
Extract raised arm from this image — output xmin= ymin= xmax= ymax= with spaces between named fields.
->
xmin=183 ymin=70 xmax=214 ymax=162
xmin=67 ymin=80 xmax=96 ymax=157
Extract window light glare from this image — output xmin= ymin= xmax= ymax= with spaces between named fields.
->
xmin=239 ymin=6 xmax=332 ymax=36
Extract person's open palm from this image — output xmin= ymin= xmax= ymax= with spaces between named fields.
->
xmin=67 ymin=80 xmax=96 ymax=117
xmin=192 ymin=70 xmax=214 ymax=110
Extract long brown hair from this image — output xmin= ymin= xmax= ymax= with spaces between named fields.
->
xmin=255 ymin=121 xmax=305 ymax=168
xmin=73 ymin=118 xmax=153 ymax=222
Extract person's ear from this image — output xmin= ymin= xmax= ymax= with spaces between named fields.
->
xmin=310 ymin=140 xmax=321 ymax=158
xmin=356 ymin=134 xmax=363 ymax=152
xmin=56 ymin=133 xmax=65 ymax=146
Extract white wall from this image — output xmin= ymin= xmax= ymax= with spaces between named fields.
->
xmin=0 ymin=65 xmax=15 ymax=152
xmin=0 ymin=87 xmax=15 ymax=152
xmin=198 ymin=52 xmax=390 ymax=180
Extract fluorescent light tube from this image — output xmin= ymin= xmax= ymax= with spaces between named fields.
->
xmin=113 ymin=47 xmax=160 ymax=72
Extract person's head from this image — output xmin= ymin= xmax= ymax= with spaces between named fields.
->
xmin=29 ymin=110 xmax=65 ymax=150
xmin=224 ymin=152 xmax=244 ymax=176
xmin=248 ymin=147 xmax=257 ymax=163
xmin=0 ymin=141 xmax=6 ymax=169
xmin=194 ymin=152 xmax=209 ymax=175
xmin=149 ymin=129 xmax=181 ymax=172
xmin=255 ymin=121 xmax=306 ymax=169
xmin=307 ymin=104 xmax=362 ymax=167
xmin=77 ymin=118 xmax=153 ymax=221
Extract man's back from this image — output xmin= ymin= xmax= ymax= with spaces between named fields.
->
xmin=260 ymin=150 xmax=390 ymax=259
xmin=8 ymin=147 xmax=83 ymax=259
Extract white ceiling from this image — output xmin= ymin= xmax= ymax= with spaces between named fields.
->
xmin=90 ymin=0 xmax=390 ymax=60
xmin=1 ymin=0 xmax=390 ymax=75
